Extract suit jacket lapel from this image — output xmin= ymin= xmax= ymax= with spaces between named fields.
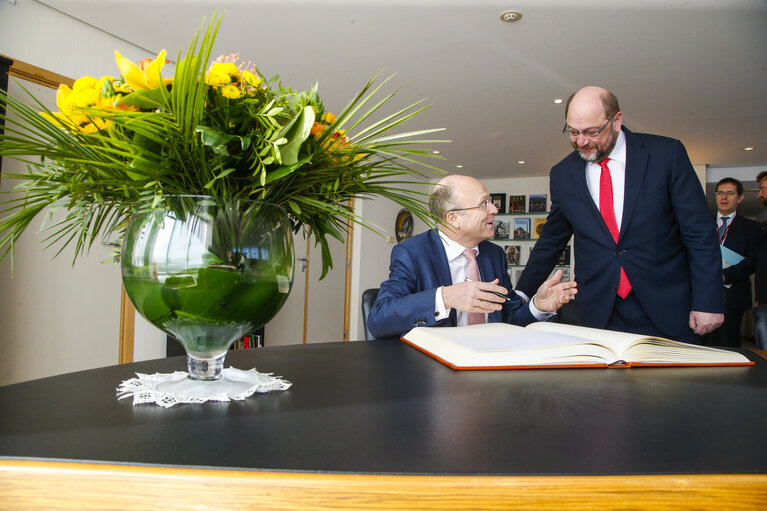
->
xmin=722 ymin=214 xmax=740 ymax=250
xmin=428 ymin=230 xmax=458 ymax=325
xmin=620 ymin=128 xmax=647 ymax=241
xmin=571 ymin=154 xmax=614 ymax=242
xmin=428 ymin=230 xmax=453 ymax=286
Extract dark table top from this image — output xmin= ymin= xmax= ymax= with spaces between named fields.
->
xmin=1 ymin=340 xmax=765 ymax=476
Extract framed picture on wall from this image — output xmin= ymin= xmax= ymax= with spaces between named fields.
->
xmin=490 ymin=193 xmax=506 ymax=213
xmin=395 ymin=208 xmax=414 ymax=242
xmin=494 ymin=219 xmax=510 ymax=239
xmin=505 ymin=245 xmax=521 ymax=265
xmin=513 ymin=218 xmax=531 ymax=239
xmin=528 ymin=193 xmax=547 ymax=212
xmin=508 ymin=195 xmax=525 ymax=213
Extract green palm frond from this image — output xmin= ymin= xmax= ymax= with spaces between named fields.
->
xmin=0 ymin=12 xmax=448 ymax=278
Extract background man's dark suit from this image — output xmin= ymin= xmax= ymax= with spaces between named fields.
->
xmin=711 ymin=214 xmax=762 ymax=347
xmin=756 ymin=230 xmax=767 ymax=305
xmin=368 ymin=230 xmax=535 ymax=338
xmin=517 ymin=127 xmax=724 ymax=342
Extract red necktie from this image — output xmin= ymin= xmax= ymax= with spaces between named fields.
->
xmin=599 ymin=158 xmax=632 ymax=298
xmin=463 ymin=249 xmax=485 ymax=325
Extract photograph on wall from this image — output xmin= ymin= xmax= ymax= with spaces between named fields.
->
xmin=513 ymin=218 xmax=530 ymax=239
xmin=560 ymin=268 xmax=571 ymax=282
xmin=528 ymin=193 xmax=547 ymax=212
xmin=395 ymin=208 xmax=414 ymax=242
xmin=494 ymin=219 xmax=510 ymax=239
xmin=558 ymin=245 xmax=571 ymax=266
xmin=505 ymin=245 xmax=521 ymax=265
xmin=508 ymin=195 xmax=526 ymax=213
xmin=490 ymin=193 xmax=506 ymax=213
xmin=533 ymin=217 xmax=547 ymax=239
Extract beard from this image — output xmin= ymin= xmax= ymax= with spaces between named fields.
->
xmin=573 ymin=127 xmax=619 ymax=162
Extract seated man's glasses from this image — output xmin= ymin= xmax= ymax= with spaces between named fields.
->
xmin=715 ymin=191 xmax=738 ymax=197
xmin=450 ymin=199 xmax=491 ymax=212
xmin=563 ymin=113 xmax=617 ymax=138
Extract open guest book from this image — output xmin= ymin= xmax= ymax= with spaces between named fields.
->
xmin=401 ymin=322 xmax=754 ymax=370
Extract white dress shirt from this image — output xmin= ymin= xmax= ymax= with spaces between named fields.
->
xmin=434 ymin=230 xmax=550 ymax=325
xmin=585 ymin=130 xmax=627 ymax=229
xmin=716 ymin=210 xmax=735 ymax=241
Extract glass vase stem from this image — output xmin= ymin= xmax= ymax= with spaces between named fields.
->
xmin=187 ymin=352 xmax=227 ymax=380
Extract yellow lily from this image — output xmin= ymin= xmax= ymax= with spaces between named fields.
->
xmin=42 ymin=75 xmax=137 ymax=133
xmin=114 ymin=49 xmax=170 ymax=91
xmin=205 ymin=62 xmax=241 ymax=87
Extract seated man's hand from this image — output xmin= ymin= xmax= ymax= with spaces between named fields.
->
xmin=532 ymin=270 xmax=578 ymax=312
xmin=442 ymin=278 xmax=508 ymax=314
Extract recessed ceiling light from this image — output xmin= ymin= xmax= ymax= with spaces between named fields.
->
xmin=553 ymin=98 xmax=563 ymax=104
xmin=499 ymin=10 xmax=523 ymax=23
xmin=456 ymin=164 xmax=463 ymax=169
xmin=517 ymin=160 xmax=526 ymax=164
xmin=432 ymin=150 xmax=440 ymax=154
xmin=745 ymin=146 xmax=755 ymax=151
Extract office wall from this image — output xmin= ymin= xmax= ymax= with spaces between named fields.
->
xmin=0 ymin=0 xmax=165 ymax=384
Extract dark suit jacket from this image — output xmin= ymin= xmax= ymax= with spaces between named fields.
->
xmin=517 ymin=128 xmax=724 ymax=338
xmin=719 ymin=214 xmax=761 ymax=310
xmin=756 ymin=229 xmax=767 ymax=305
xmin=367 ymin=229 xmax=536 ymax=338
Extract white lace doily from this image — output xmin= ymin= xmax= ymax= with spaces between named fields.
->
xmin=116 ymin=367 xmax=292 ymax=408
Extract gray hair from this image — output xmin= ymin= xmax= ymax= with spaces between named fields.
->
xmin=429 ymin=182 xmax=455 ymax=221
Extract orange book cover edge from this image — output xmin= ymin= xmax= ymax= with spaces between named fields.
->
xmin=400 ymin=336 xmax=755 ymax=370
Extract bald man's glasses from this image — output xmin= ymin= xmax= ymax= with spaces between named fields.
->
xmin=450 ymin=199 xmax=491 ymax=212
xmin=563 ymin=113 xmax=616 ymax=138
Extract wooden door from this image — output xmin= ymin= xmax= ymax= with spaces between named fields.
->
xmin=264 ymin=229 xmax=348 ymax=346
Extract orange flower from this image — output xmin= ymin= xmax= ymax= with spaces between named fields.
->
xmin=310 ymin=122 xmax=325 ymax=137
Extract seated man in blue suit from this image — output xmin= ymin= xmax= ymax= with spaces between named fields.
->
xmin=367 ymin=175 xmax=577 ymax=339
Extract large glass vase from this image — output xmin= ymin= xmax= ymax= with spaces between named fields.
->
xmin=121 ymin=196 xmax=294 ymax=383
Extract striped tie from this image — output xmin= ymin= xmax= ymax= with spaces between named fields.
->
xmin=463 ymin=249 xmax=485 ymax=325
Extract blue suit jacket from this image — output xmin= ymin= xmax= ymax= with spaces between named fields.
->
xmin=720 ymin=214 xmax=762 ymax=310
xmin=517 ymin=128 xmax=724 ymax=338
xmin=367 ymin=230 xmax=536 ymax=338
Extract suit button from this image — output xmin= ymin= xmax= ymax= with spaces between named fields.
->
xmin=617 ymin=249 xmax=626 ymax=255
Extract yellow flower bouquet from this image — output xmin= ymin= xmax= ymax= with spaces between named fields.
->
xmin=0 ymin=15 xmax=445 ymax=277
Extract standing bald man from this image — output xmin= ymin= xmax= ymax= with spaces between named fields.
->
xmin=517 ymin=86 xmax=723 ymax=344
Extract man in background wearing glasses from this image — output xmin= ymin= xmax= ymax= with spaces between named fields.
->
xmin=517 ymin=86 xmax=723 ymax=344
xmin=367 ymin=174 xmax=577 ymax=339
xmin=705 ymin=178 xmax=761 ymax=348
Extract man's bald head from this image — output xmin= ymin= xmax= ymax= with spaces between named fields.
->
xmin=565 ymin=86 xmax=620 ymax=121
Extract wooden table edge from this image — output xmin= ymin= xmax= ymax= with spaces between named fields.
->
xmin=1 ymin=459 xmax=766 ymax=510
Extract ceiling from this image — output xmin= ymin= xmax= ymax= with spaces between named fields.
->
xmin=39 ymin=0 xmax=767 ymax=180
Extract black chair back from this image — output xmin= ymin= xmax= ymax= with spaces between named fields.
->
xmin=753 ymin=305 xmax=767 ymax=350
xmin=361 ymin=288 xmax=380 ymax=341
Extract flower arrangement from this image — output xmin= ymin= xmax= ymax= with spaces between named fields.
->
xmin=0 ymin=15 xmax=445 ymax=277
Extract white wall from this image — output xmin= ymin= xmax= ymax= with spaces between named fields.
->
xmin=0 ymin=0 xmax=167 ymax=383
xmin=0 ymin=81 xmax=123 ymax=385
xmin=706 ymin=165 xmax=765 ymax=184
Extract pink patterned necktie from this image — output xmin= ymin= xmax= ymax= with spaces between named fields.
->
xmin=599 ymin=158 xmax=632 ymax=298
xmin=463 ymin=249 xmax=485 ymax=325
